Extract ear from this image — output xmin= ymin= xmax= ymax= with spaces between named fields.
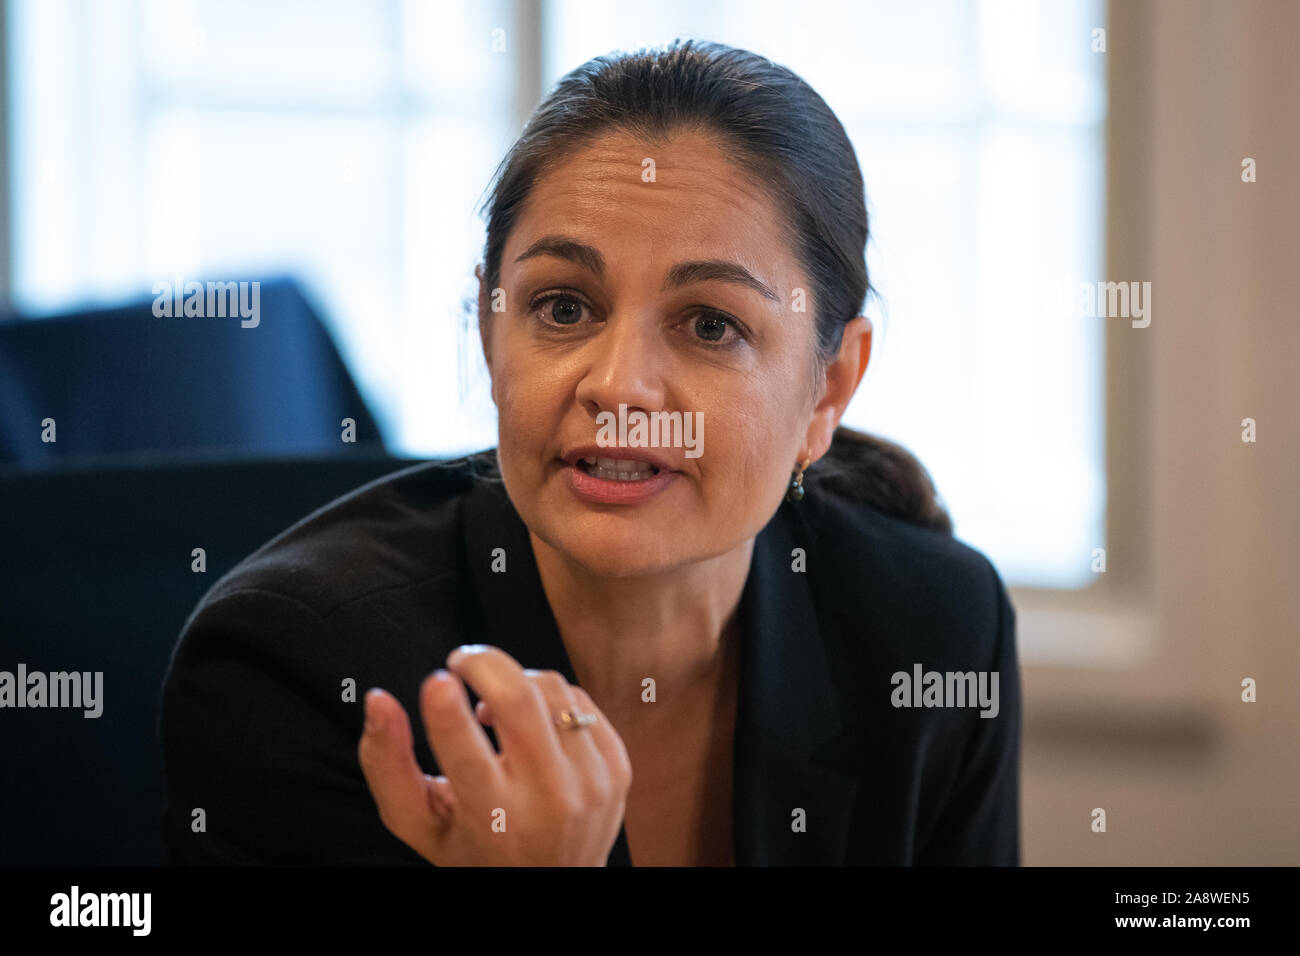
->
xmin=803 ymin=316 xmax=872 ymax=462
xmin=475 ymin=263 xmax=497 ymax=404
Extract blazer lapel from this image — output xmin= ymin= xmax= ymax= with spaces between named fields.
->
xmin=460 ymin=476 xmax=634 ymax=865
xmin=732 ymin=499 xmax=859 ymax=865
xmin=460 ymin=475 xmax=857 ymax=866
xmin=460 ymin=476 xmax=574 ymax=680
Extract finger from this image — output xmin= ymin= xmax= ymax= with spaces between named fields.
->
xmin=419 ymin=669 xmax=501 ymax=802
xmin=423 ymin=774 xmax=458 ymax=820
xmin=358 ymin=688 xmax=441 ymax=856
xmin=526 ymin=670 xmax=607 ymax=779
xmin=474 ymin=675 xmax=544 ymax=728
xmin=461 ymin=662 xmax=626 ymax=790
xmin=569 ymin=686 xmax=633 ymax=794
xmin=445 ymin=645 xmax=563 ymax=775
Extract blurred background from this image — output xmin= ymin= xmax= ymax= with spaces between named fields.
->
xmin=0 ymin=0 xmax=1295 ymax=865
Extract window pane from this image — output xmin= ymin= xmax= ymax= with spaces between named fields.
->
xmin=8 ymin=0 xmax=515 ymax=453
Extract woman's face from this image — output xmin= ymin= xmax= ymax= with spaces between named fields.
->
xmin=481 ymin=128 xmax=831 ymax=577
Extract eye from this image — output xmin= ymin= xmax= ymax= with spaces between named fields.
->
xmin=529 ymin=292 xmax=589 ymax=327
xmin=689 ymin=310 xmax=746 ymax=347
xmin=527 ymin=292 xmax=749 ymax=348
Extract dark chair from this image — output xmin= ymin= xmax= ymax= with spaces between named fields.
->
xmin=0 ymin=452 xmax=420 ymax=865
xmin=0 ymin=276 xmax=384 ymax=469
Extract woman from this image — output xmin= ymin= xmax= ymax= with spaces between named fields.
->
xmin=160 ymin=38 xmax=1020 ymax=866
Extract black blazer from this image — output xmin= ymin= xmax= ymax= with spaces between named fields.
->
xmin=159 ymin=454 xmax=1021 ymax=866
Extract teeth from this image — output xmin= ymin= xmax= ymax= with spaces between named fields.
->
xmin=602 ymin=458 xmax=647 ymax=472
xmin=579 ymin=456 xmax=659 ymax=481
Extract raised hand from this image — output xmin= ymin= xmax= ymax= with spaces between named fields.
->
xmin=358 ymin=644 xmax=632 ymax=865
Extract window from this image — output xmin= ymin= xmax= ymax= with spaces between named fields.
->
xmin=7 ymin=0 xmax=1107 ymax=590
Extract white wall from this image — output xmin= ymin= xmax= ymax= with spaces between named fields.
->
xmin=1022 ymin=0 xmax=1300 ymax=864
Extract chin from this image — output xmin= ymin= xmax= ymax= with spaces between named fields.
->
xmin=549 ymin=518 xmax=684 ymax=578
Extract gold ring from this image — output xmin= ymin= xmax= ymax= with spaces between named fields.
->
xmin=554 ymin=709 xmax=598 ymax=730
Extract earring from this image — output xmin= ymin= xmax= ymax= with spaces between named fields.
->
xmin=786 ymin=458 xmax=811 ymax=502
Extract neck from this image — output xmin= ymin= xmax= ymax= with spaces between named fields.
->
xmin=529 ymin=530 xmax=752 ymax=723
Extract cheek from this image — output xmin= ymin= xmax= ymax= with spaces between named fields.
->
xmin=702 ymin=370 xmax=806 ymax=505
xmin=493 ymin=354 xmax=557 ymax=451
xmin=737 ymin=417 xmax=796 ymax=501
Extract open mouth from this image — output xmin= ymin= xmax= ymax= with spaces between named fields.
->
xmin=576 ymin=456 xmax=662 ymax=481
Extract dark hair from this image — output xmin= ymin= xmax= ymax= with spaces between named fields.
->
xmin=471 ymin=38 xmax=951 ymax=534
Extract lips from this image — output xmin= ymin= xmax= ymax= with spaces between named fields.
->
xmin=559 ymin=445 xmax=681 ymax=504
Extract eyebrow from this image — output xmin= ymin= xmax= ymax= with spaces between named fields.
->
xmin=514 ymin=234 xmax=780 ymax=302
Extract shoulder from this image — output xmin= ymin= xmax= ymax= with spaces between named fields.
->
xmin=193 ymin=453 xmax=491 ymax=619
xmin=159 ymin=455 xmax=496 ymax=866
xmin=796 ymin=478 xmax=1012 ymax=667
xmin=793 ymin=476 xmax=1022 ymax=866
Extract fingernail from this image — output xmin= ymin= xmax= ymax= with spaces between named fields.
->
xmin=447 ymin=644 xmax=488 ymax=668
xmin=364 ymin=688 xmax=383 ymax=734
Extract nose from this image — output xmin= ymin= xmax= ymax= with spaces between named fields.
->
xmin=573 ymin=313 xmax=668 ymax=420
